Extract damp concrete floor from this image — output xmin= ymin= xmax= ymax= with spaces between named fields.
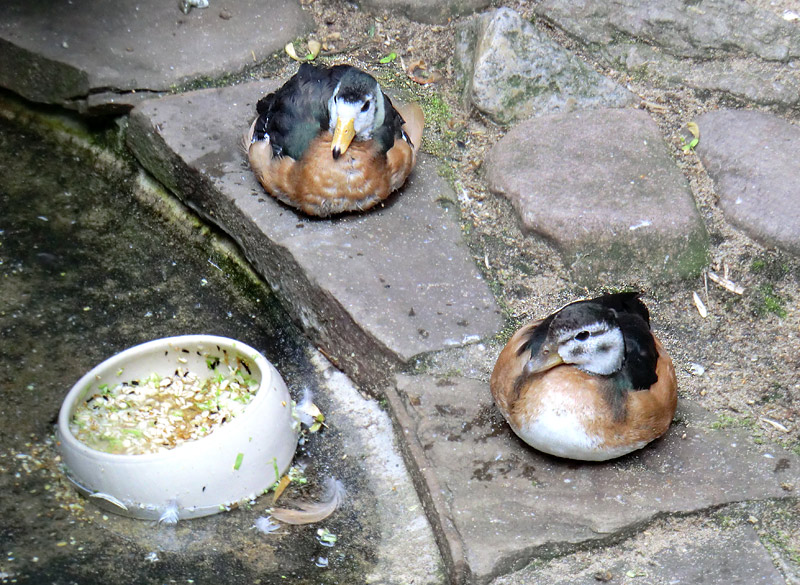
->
xmin=0 ymin=116 xmax=442 ymax=585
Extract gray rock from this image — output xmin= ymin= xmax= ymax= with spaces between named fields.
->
xmin=535 ymin=0 xmax=800 ymax=107
xmin=357 ymin=0 xmax=490 ymax=24
xmin=0 ymin=0 xmax=313 ymax=113
xmin=454 ymin=8 xmax=634 ymax=125
xmin=391 ymin=374 xmax=800 ymax=584
xmin=695 ymin=110 xmax=800 ymax=257
xmin=126 ymin=79 xmax=503 ymax=386
xmin=491 ymin=523 xmax=785 ymax=585
xmin=485 ymin=108 xmax=708 ymax=284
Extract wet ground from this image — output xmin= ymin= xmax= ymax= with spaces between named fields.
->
xmin=1 ymin=1 xmax=799 ymax=582
xmin=0 ymin=116 xmax=430 ymax=585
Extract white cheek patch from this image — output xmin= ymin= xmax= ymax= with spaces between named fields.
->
xmin=331 ymin=100 xmax=375 ymax=140
xmin=558 ymin=327 xmax=624 ymax=375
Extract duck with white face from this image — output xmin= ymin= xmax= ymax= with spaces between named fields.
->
xmin=327 ymin=69 xmax=385 ymax=160
xmin=490 ymin=292 xmax=678 ymax=461
xmin=247 ymin=63 xmax=424 ymax=217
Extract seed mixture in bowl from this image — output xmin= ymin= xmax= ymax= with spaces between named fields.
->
xmin=70 ymin=363 xmax=259 ymax=455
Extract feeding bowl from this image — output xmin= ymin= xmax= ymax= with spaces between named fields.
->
xmin=56 ymin=335 xmax=298 ymax=521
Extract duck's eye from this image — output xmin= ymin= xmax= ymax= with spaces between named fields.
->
xmin=361 ymin=100 xmax=371 ymax=112
xmin=575 ymin=331 xmax=590 ymax=341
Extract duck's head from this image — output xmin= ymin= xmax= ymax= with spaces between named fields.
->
xmin=327 ymin=69 xmax=385 ymax=159
xmin=524 ymin=303 xmax=625 ymax=377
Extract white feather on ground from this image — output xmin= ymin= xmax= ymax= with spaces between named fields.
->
xmin=269 ymin=477 xmax=345 ymax=525
xmin=294 ymin=388 xmax=318 ymax=428
xmin=253 ymin=516 xmax=281 ymax=534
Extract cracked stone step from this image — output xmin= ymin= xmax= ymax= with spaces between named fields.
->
xmin=126 ymin=79 xmax=503 ymax=387
xmin=489 ymin=521 xmax=785 ymax=585
xmin=390 ymin=374 xmax=800 ymax=584
xmin=0 ymin=0 xmax=312 ymax=114
xmin=485 ymin=107 xmax=709 ymax=285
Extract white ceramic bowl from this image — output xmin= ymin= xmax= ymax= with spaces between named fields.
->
xmin=56 ymin=335 xmax=298 ymax=521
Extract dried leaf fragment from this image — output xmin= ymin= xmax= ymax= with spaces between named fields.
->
xmin=307 ymin=40 xmax=321 ymax=60
xmin=285 ymin=42 xmax=301 ymax=61
xmin=682 ymin=121 xmax=700 ymax=151
xmin=707 ymin=270 xmax=744 ymax=295
xmin=407 ymin=59 xmax=442 ymax=85
xmin=272 ymin=474 xmax=292 ymax=503
xmin=693 ymin=292 xmax=708 ymax=318
xmin=761 ymin=417 xmax=790 ymax=433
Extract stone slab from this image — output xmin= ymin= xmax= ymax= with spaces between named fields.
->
xmin=392 ymin=373 xmax=800 ymax=584
xmin=126 ymin=79 xmax=503 ymax=386
xmin=535 ymin=0 xmax=800 ymax=107
xmin=490 ymin=523 xmax=785 ymax=585
xmin=455 ymin=8 xmax=634 ymax=125
xmin=485 ymin=108 xmax=708 ymax=284
xmin=695 ymin=109 xmax=800 ymax=258
xmin=357 ymin=0 xmax=491 ymax=24
xmin=0 ymin=0 xmax=313 ymax=113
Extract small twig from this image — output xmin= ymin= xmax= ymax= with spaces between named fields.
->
xmin=761 ymin=417 xmax=790 ymax=433
xmin=707 ymin=270 xmax=745 ymax=295
xmin=641 ymin=100 xmax=669 ymax=113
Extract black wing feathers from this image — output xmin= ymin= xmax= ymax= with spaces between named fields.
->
xmin=587 ymin=291 xmax=650 ymax=325
xmin=616 ymin=312 xmax=659 ymax=389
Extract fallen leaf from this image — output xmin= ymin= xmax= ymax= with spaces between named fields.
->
xmin=761 ymin=417 xmax=790 ymax=433
xmin=407 ymin=59 xmax=442 ymax=85
xmin=285 ymin=42 xmax=302 ymax=61
xmin=307 ymin=40 xmax=321 ymax=60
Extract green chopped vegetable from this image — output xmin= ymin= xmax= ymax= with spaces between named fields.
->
xmin=272 ymin=457 xmax=280 ymax=482
xmin=317 ymin=528 xmax=338 ymax=546
xmin=234 ymin=452 xmax=244 ymax=470
xmin=379 ymin=52 xmax=397 ymax=64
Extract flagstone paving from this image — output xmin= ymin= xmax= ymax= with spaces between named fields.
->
xmin=484 ymin=108 xmax=709 ymax=285
xmin=1 ymin=1 xmax=799 ymax=584
xmin=0 ymin=0 xmax=312 ymax=114
xmin=391 ymin=374 xmax=800 ymax=584
xmin=695 ymin=109 xmax=800 ymax=258
xmin=125 ymin=80 xmax=503 ymax=387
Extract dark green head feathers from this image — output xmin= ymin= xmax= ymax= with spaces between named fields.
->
xmin=252 ymin=63 xmax=406 ymax=161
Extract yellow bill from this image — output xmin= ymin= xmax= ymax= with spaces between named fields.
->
xmin=331 ymin=117 xmax=356 ymax=159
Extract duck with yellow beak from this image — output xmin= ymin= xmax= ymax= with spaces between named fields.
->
xmin=247 ymin=63 xmax=424 ymax=217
